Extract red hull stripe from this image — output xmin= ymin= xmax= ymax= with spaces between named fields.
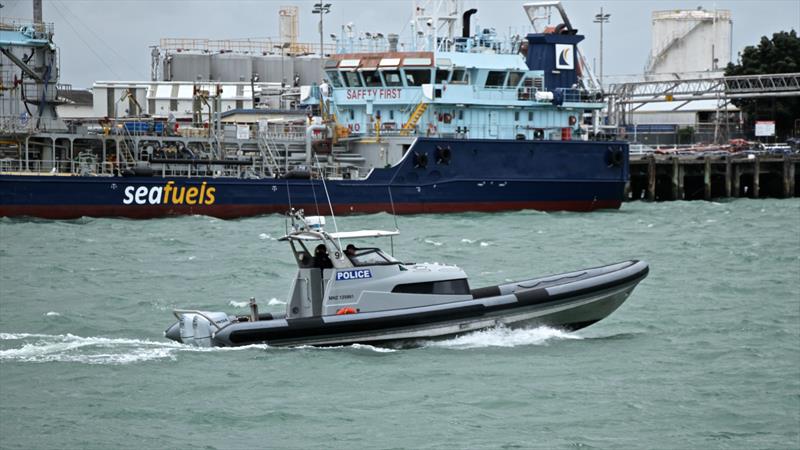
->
xmin=0 ymin=200 xmax=621 ymax=220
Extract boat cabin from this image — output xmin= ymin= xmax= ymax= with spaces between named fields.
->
xmin=278 ymin=213 xmax=471 ymax=319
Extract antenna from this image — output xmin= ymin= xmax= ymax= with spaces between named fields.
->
xmin=314 ymin=154 xmax=341 ymax=250
xmin=387 ymin=187 xmax=400 ymax=256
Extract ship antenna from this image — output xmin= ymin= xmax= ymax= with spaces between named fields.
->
xmin=387 ymin=186 xmax=399 ymax=231
xmin=314 ymin=154 xmax=341 ymax=249
xmin=387 ymin=187 xmax=399 ymax=256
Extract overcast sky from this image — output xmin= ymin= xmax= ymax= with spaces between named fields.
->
xmin=2 ymin=0 xmax=798 ymax=88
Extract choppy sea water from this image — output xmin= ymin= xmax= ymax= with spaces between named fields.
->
xmin=1 ymin=200 xmax=798 ymax=449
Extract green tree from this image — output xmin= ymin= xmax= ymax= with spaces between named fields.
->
xmin=725 ymin=30 xmax=800 ymax=139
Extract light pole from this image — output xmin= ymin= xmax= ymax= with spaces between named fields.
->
xmin=593 ymin=7 xmax=611 ymax=89
xmin=312 ymin=2 xmax=331 ymax=74
xmin=274 ymin=42 xmax=291 ymax=86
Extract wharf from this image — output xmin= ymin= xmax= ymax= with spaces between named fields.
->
xmin=627 ymin=154 xmax=799 ymax=201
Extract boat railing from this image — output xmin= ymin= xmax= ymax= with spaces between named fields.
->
xmin=0 ymin=158 xmax=116 ymax=176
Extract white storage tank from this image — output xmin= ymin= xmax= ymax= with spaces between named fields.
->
xmin=253 ymin=54 xmax=294 ymax=84
xmin=294 ymin=55 xmax=324 ymax=85
xmin=164 ymin=52 xmax=211 ymax=82
xmin=211 ymin=52 xmax=254 ymax=82
xmin=647 ymin=8 xmax=732 ymax=75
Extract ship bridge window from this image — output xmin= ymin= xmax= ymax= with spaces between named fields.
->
xmin=342 ymin=71 xmax=363 ymax=88
xmin=326 ymin=70 xmax=343 ymax=88
xmin=361 ymin=70 xmax=383 ymax=87
xmin=404 ymin=69 xmax=431 ymax=86
xmin=392 ymin=279 xmax=471 ymax=295
xmin=485 ymin=71 xmax=507 ymax=88
xmin=451 ymin=69 xmax=467 ymax=84
xmin=382 ymin=70 xmax=403 ymax=87
xmin=435 ymin=69 xmax=451 ymax=84
xmin=507 ymin=71 xmax=524 ymax=88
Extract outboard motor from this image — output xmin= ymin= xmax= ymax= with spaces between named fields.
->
xmin=177 ymin=312 xmax=230 ymax=347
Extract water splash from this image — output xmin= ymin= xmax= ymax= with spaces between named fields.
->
xmin=424 ymin=239 xmax=443 ymax=246
xmin=0 ymin=333 xmax=268 ymax=365
xmin=228 ymin=300 xmax=249 ymax=308
xmin=267 ymin=298 xmax=286 ymax=306
xmin=425 ymin=326 xmax=582 ymax=349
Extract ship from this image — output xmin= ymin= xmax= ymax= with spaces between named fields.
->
xmin=0 ymin=2 xmax=628 ymax=219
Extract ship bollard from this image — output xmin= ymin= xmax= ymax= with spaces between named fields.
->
xmin=250 ymin=297 xmax=259 ymax=322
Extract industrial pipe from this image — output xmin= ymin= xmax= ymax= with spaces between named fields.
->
xmin=305 ymin=123 xmax=329 ymax=165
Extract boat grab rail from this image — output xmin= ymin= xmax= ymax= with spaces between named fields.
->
xmin=171 ymin=309 xmax=230 ymax=332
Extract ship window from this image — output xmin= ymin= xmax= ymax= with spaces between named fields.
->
xmin=451 ymin=69 xmax=467 ymax=84
xmin=485 ymin=71 xmax=507 ymax=88
xmin=528 ymin=111 xmax=533 ymax=121
xmin=435 ymin=69 xmax=450 ymax=84
xmin=383 ymin=70 xmax=403 ymax=87
xmin=404 ymin=69 xmax=431 ymax=86
xmin=514 ymin=111 xmax=520 ymax=121
xmin=458 ymin=110 xmax=463 ymax=120
xmin=326 ymin=70 xmax=343 ymax=88
xmin=507 ymin=71 xmax=524 ymax=88
xmin=362 ymin=70 xmax=383 ymax=87
xmin=389 ymin=110 xmax=395 ymax=120
xmin=342 ymin=71 xmax=363 ymax=88
xmin=392 ymin=279 xmax=470 ymax=295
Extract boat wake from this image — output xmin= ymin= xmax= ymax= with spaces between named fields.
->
xmin=0 ymin=332 xmax=268 ymax=365
xmin=423 ymin=325 xmax=583 ymax=349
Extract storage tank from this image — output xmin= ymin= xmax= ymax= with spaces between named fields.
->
xmin=211 ymin=53 xmax=254 ymax=82
xmin=252 ymin=54 xmax=295 ymax=84
xmin=163 ymin=52 xmax=211 ymax=81
xmin=293 ymin=55 xmax=325 ymax=85
xmin=646 ymin=8 xmax=732 ymax=75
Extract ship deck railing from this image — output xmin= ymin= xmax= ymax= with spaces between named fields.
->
xmin=0 ymin=158 xmax=116 ymax=177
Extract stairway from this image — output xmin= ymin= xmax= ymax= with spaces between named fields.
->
xmin=400 ymin=102 xmax=428 ymax=136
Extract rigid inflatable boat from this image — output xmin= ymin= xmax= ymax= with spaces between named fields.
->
xmin=165 ymin=211 xmax=648 ymax=347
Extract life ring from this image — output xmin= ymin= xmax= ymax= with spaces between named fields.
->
xmin=607 ymin=147 xmax=625 ymax=166
xmin=336 ymin=307 xmax=358 ymax=315
xmin=435 ymin=145 xmax=452 ymax=164
xmin=427 ymin=123 xmax=437 ymax=136
xmin=413 ymin=151 xmax=428 ymax=169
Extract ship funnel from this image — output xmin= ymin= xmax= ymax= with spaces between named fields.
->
xmin=387 ymin=34 xmax=399 ymax=52
xmin=462 ymin=9 xmax=478 ymax=38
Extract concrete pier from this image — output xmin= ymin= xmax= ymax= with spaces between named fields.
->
xmin=628 ymin=154 xmax=800 ymax=201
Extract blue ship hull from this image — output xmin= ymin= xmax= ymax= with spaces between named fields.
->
xmin=0 ymin=138 xmax=628 ymax=219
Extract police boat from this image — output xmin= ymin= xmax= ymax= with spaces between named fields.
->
xmin=164 ymin=210 xmax=648 ymax=347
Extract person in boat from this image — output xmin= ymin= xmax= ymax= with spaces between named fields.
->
xmin=314 ymin=244 xmax=333 ymax=269
xmin=345 ymin=244 xmax=357 ymax=257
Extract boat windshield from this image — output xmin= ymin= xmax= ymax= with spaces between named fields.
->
xmin=347 ymin=247 xmax=399 ymax=266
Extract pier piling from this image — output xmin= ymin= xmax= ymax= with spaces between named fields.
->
xmin=629 ymin=154 xmax=799 ymax=202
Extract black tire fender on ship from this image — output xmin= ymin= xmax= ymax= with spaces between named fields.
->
xmin=607 ymin=147 xmax=625 ymax=167
xmin=533 ymin=129 xmax=545 ymax=140
xmin=435 ymin=145 xmax=452 ymax=164
xmin=413 ymin=152 xmax=428 ymax=169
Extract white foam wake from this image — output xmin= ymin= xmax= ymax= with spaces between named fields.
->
xmin=0 ymin=333 xmax=268 ymax=365
xmin=425 ymin=325 xmax=582 ymax=349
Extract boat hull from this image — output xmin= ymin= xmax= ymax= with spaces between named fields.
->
xmin=0 ymin=138 xmax=628 ymax=219
xmin=165 ymin=260 xmax=648 ymax=348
